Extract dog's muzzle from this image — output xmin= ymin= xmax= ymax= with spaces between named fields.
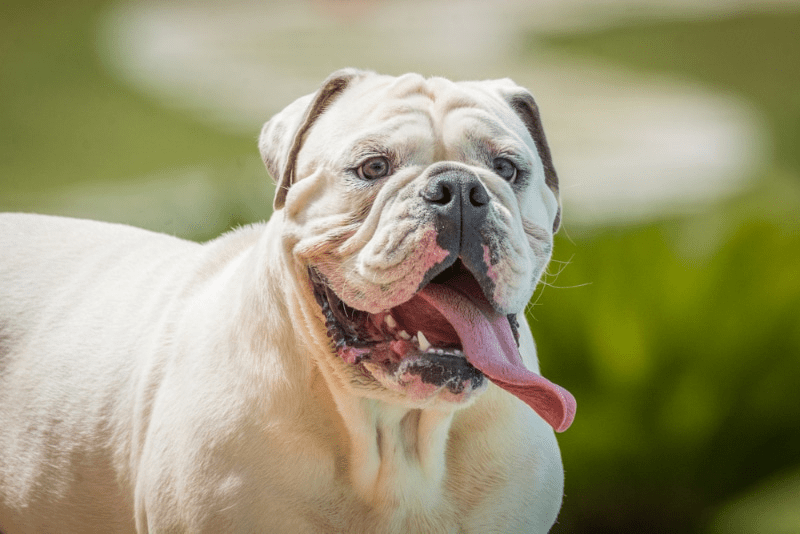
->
xmin=309 ymin=261 xmax=576 ymax=432
xmin=311 ymin=264 xmax=488 ymax=397
xmin=417 ymin=168 xmax=496 ymax=300
xmin=307 ymin=168 xmax=575 ymax=431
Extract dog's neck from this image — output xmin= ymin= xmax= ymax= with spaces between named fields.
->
xmin=247 ymin=218 xmax=458 ymax=510
xmin=333 ymin=393 xmax=455 ymax=507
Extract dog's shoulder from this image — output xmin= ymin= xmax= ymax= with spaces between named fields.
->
xmin=448 ymin=386 xmax=564 ymax=530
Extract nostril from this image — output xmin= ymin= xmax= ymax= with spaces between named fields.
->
xmin=422 ymin=170 xmax=489 ymax=210
xmin=469 ymin=184 xmax=489 ymax=207
xmin=422 ymin=181 xmax=453 ymax=205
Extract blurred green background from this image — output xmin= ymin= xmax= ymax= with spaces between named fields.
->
xmin=537 ymin=12 xmax=800 ymax=533
xmin=1 ymin=1 xmax=799 ymax=532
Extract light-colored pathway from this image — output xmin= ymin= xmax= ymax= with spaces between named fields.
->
xmin=98 ymin=0 xmax=790 ymax=224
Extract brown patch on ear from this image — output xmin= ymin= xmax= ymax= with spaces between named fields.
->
xmin=506 ymin=91 xmax=561 ymax=233
xmin=270 ymin=68 xmax=367 ymax=210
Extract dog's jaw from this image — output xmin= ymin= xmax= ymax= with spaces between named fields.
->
xmin=310 ymin=265 xmax=490 ymax=407
xmin=308 ymin=255 xmax=575 ymax=432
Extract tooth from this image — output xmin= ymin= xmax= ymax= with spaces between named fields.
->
xmin=399 ymin=330 xmax=411 ymax=340
xmin=385 ymin=315 xmax=397 ymax=329
xmin=418 ymin=332 xmax=430 ymax=352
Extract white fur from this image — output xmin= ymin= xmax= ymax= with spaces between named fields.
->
xmin=0 ymin=71 xmax=565 ymax=533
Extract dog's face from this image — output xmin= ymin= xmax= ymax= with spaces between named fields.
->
xmin=260 ymin=70 xmax=573 ymax=431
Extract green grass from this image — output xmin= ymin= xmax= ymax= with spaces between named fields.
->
xmin=0 ymin=0 xmax=266 ymax=239
xmin=529 ymin=10 xmax=800 ymax=533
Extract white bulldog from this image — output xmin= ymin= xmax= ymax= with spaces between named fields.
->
xmin=0 ymin=69 xmax=575 ymax=534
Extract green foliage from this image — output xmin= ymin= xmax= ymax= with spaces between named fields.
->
xmin=533 ymin=11 xmax=800 ymax=533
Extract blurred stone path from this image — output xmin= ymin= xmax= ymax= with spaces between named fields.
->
xmin=97 ymin=0 xmax=791 ymax=224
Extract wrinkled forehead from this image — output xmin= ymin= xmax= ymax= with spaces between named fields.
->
xmin=306 ymin=73 xmax=533 ymax=153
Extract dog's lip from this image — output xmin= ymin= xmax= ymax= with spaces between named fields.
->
xmin=309 ymin=266 xmax=487 ymax=396
xmin=309 ymin=265 xmax=576 ymax=432
xmin=309 ymin=262 xmax=509 ymax=357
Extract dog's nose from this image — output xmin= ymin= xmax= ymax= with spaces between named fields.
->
xmin=418 ymin=169 xmax=495 ymax=301
xmin=421 ymin=171 xmax=489 ymax=227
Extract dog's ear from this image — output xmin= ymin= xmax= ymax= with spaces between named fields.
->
xmin=260 ymin=68 xmax=366 ymax=210
xmin=498 ymin=84 xmax=561 ymax=233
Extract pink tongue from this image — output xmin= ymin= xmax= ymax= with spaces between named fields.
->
xmin=417 ymin=284 xmax=576 ymax=432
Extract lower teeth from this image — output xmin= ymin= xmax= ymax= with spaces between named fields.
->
xmin=425 ymin=347 xmax=464 ymax=356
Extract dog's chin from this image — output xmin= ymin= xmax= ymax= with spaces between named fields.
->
xmin=310 ymin=261 xmax=520 ymax=406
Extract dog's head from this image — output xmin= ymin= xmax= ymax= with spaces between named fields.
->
xmin=260 ymin=69 xmax=574 ymax=432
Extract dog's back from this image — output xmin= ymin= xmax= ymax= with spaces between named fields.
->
xmin=0 ymin=214 xmax=199 ymax=534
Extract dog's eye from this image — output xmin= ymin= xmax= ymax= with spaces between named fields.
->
xmin=357 ymin=156 xmax=391 ymax=180
xmin=492 ymin=157 xmax=518 ymax=182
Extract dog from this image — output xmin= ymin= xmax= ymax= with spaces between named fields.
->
xmin=0 ymin=69 xmax=576 ymax=533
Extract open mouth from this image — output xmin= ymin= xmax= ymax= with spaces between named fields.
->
xmin=311 ymin=261 xmax=498 ymax=398
xmin=310 ymin=260 xmax=576 ymax=432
